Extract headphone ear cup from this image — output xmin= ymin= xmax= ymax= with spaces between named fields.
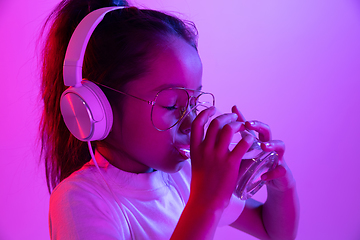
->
xmin=60 ymin=80 xmax=113 ymax=141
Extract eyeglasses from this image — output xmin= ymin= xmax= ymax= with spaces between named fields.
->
xmin=96 ymin=82 xmax=215 ymax=131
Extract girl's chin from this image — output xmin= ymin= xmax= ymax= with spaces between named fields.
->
xmin=166 ymin=160 xmax=186 ymax=173
xmin=159 ymin=158 xmax=187 ymax=174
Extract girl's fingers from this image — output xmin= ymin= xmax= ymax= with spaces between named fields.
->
xmin=215 ymin=121 xmax=244 ymax=155
xmin=203 ymin=112 xmax=239 ymax=148
xmin=261 ymin=165 xmax=287 ymax=181
xmin=229 ymin=134 xmax=254 ymax=163
xmin=261 ymin=140 xmax=285 ymax=160
xmin=231 ymin=105 xmax=246 ymax=122
xmin=245 ymin=120 xmax=272 ymax=142
xmin=191 ymin=106 xmax=216 ymax=152
xmin=191 ymin=108 xmax=240 ymax=157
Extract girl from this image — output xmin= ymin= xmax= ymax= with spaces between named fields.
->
xmin=40 ymin=0 xmax=299 ymax=239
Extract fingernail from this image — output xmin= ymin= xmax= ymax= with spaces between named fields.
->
xmin=261 ymin=142 xmax=271 ymax=151
xmin=245 ymin=121 xmax=254 ymax=129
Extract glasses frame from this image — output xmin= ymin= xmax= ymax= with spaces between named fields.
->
xmin=95 ymin=82 xmax=215 ymax=131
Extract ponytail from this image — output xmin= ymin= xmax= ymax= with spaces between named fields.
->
xmin=40 ymin=0 xmax=197 ymax=192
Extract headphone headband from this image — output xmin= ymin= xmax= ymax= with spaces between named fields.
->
xmin=60 ymin=6 xmax=124 ymax=141
xmin=63 ymin=6 xmax=125 ymax=87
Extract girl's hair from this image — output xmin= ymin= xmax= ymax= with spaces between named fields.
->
xmin=40 ymin=0 xmax=198 ymax=192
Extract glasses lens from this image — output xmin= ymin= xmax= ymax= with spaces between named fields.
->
xmin=151 ymin=88 xmax=189 ymax=130
xmin=151 ymin=89 xmax=215 ymax=131
xmin=190 ymin=92 xmax=215 ymax=114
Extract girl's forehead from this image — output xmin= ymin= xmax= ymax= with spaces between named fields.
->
xmin=126 ymin=37 xmax=203 ymax=96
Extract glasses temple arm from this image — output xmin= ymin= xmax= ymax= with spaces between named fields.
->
xmin=93 ymin=81 xmax=154 ymax=105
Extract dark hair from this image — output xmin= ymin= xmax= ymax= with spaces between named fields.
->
xmin=40 ymin=0 xmax=198 ymax=192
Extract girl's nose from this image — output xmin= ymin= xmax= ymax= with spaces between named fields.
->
xmin=178 ymin=110 xmax=196 ymax=135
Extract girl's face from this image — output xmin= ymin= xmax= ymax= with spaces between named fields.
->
xmin=102 ymin=36 xmax=203 ymax=173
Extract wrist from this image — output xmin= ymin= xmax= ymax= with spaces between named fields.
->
xmin=172 ymin=197 xmax=225 ymax=240
xmin=187 ymin=193 xmax=228 ymax=215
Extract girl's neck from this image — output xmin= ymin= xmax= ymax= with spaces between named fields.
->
xmin=96 ymin=145 xmax=155 ymax=174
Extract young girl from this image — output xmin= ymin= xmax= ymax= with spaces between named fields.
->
xmin=40 ymin=0 xmax=299 ymax=239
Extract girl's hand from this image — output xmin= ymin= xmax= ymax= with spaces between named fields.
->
xmin=189 ymin=107 xmax=254 ymax=211
xmin=232 ymin=106 xmax=296 ymax=192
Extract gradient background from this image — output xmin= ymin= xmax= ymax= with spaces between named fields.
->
xmin=1 ymin=0 xmax=359 ymax=239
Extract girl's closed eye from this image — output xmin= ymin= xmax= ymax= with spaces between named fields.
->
xmin=163 ymin=103 xmax=178 ymax=110
xmin=163 ymin=103 xmax=185 ymax=120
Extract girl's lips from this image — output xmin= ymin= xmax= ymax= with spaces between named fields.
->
xmin=176 ymin=146 xmax=190 ymax=159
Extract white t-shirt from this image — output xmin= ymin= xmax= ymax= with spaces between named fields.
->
xmin=49 ymin=152 xmax=245 ymax=240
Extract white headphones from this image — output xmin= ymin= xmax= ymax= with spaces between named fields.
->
xmin=60 ymin=6 xmax=125 ymax=141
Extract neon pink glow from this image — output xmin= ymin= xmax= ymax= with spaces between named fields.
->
xmin=0 ymin=0 xmax=359 ymax=239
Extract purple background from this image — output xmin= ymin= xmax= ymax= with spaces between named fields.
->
xmin=1 ymin=0 xmax=359 ymax=239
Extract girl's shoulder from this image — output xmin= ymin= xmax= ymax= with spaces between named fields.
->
xmin=48 ymin=163 xmax=130 ymax=239
xmin=50 ymin=163 xmax=107 ymax=203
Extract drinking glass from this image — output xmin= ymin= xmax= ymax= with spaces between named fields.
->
xmin=178 ymin=108 xmax=279 ymax=200
xmin=230 ymin=129 xmax=278 ymax=200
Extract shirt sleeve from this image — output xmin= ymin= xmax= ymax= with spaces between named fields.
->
xmin=49 ymin=179 xmax=130 ymax=240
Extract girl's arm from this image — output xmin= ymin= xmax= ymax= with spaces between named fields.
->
xmin=171 ymin=106 xmax=299 ymax=240
xmin=171 ymin=107 xmax=254 ymax=239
